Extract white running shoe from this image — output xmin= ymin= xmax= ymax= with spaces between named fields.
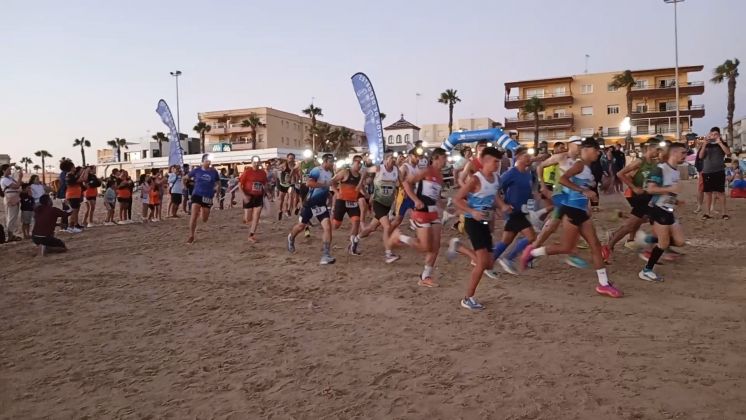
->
xmin=86 ymin=223 xmax=95 ymax=228
xmin=638 ymin=268 xmax=663 ymax=282
xmin=446 ymin=238 xmax=460 ymax=262
xmin=484 ymin=269 xmax=499 ymax=280
xmin=319 ymin=254 xmax=336 ymax=265
xmin=67 ymin=227 xmax=82 ymax=234
xmin=384 ymin=253 xmax=400 ymax=264
xmin=498 ymin=258 xmax=519 ymax=275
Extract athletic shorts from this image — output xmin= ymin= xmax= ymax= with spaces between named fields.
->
xmin=504 ymin=213 xmax=533 ymax=233
xmin=333 ymin=198 xmax=361 ymax=221
xmin=21 ymin=211 xmax=33 ymax=225
xmin=68 ymin=198 xmax=82 ymax=209
xmin=411 ymin=208 xmax=440 ymax=228
xmin=649 ymin=206 xmax=675 ymax=226
xmin=702 ymin=171 xmax=726 ymax=193
xmin=171 ymin=193 xmax=182 ymax=205
xmin=243 ymin=194 xmax=263 ymax=209
xmin=541 ymin=184 xmax=554 ymax=199
xmin=278 ymin=184 xmax=290 ymax=194
xmin=104 ymin=202 xmax=115 ymax=210
xmin=626 ymin=194 xmax=651 ymax=219
xmin=464 ymin=217 xmax=493 ymax=251
xmin=32 ymin=235 xmax=65 ymax=248
xmin=396 ymin=197 xmax=414 ymax=217
xmin=148 ymin=204 xmax=155 ymax=210
xmin=86 ymin=196 xmax=96 ymax=202
xmin=293 ymin=185 xmax=302 ymax=194
xmin=372 ymin=201 xmax=392 ymax=220
xmin=558 ymin=205 xmax=590 ymax=226
xmin=300 ymin=202 xmax=330 ymax=224
xmin=191 ymin=194 xmax=214 ymax=208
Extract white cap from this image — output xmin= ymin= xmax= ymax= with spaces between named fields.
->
xmin=568 ymin=136 xmax=582 ymax=143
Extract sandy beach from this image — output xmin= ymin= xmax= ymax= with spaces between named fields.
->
xmin=1 ymin=180 xmax=745 ymax=419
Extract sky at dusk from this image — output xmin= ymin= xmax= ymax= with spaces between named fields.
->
xmin=2 ymin=0 xmax=745 ymax=165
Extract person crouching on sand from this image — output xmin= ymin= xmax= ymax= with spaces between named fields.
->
xmin=32 ymin=195 xmax=70 ymax=256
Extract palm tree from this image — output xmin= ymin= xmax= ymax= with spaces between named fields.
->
xmin=330 ymin=127 xmax=355 ymax=155
xmin=72 ymin=137 xmax=91 ymax=166
xmin=151 ymin=132 xmax=169 ymax=157
xmin=302 ymin=104 xmax=324 ymax=152
xmin=20 ymin=157 xmax=33 ymax=173
xmin=610 ymin=70 xmax=637 ymax=148
xmin=107 ymin=138 xmax=128 ymax=162
xmin=34 ymin=150 xmax=52 ymax=184
xmin=379 ymin=112 xmax=387 ymax=122
xmin=523 ymin=96 xmax=545 ymax=150
xmin=193 ymin=122 xmax=211 ymax=154
xmin=711 ymin=58 xmax=740 ymax=145
xmin=438 ymin=89 xmax=461 ymax=135
xmin=33 ymin=164 xmax=41 ymax=173
xmin=311 ymin=122 xmax=333 ymax=152
xmin=240 ymin=113 xmax=266 ymax=150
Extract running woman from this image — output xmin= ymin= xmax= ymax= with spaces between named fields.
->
xmin=491 ymin=147 xmax=538 ymax=275
xmin=276 ymin=153 xmax=297 ymax=220
xmin=638 ymin=142 xmax=687 ymax=281
xmin=602 ymin=138 xmax=661 ymax=261
xmin=390 ymin=148 xmax=427 ymax=231
xmin=520 ymin=138 xmax=623 ymax=298
xmin=239 ymin=156 xmax=268 ymax=242
xmin=287 ymin=153 xmax=336 ymax=265
xmin=388 ymin=147 xmax=448 ymax=287
xmin=358 ymin=150 xmax=400 ymax=263
xmin=446 ymin=147 xmax=511 ymax=310
xmin=185 ymin=154 xmax=220 ymax=244
xmin=331 ymin=155 xmax=364 ymax=255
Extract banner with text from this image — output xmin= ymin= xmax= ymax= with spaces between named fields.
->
xmin=156 ymin=99 xmax=183 ymax=166
xmin=351 ymin=72 xmax=384 ymax=164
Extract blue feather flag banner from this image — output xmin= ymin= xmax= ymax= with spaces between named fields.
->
xmin=156 ymin=99 xmax=184 ymax=166
xmin=351 ymin=72 xmax=384 ymax=164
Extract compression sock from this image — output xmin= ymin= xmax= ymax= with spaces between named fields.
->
xmin=492 ymin=242 xmax=509 ymax=260
xmin=507 ymin=238 xmax=530 ymax=261
xmin=645 ymin=246 xmax=664 ymax=270
xmin=422 ymin=265 xmax=433 ymax=279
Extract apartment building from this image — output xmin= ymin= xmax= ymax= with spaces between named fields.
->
xmin=197 ymin=107 xmax=364 ymax=152
xmin=503 ymin=66 xmax=705 ymax=145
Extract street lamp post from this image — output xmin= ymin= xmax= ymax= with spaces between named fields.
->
xmin=169 ymin=70 xmax=182 ymax=137
xmin=664 ymin=0 xmax=683 ymax=141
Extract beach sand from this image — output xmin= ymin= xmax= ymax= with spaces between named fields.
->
xmin=1 ymin=181 xmax=745 ymax=419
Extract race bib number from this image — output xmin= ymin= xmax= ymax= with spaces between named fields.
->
xmin=380 ymin=186 xmax=394 ymax=196
xmin=654 ymin=194 xmax=677 ymax=212
xmin=345 ymin=200 xmax=359 ymax=208
xmin=311 ymin=205 xmax=327 ymax=216
xmin=422 ymin=182 xmax=442 ymax=200
xmin=201 ymin=196 xmax=213 ymax=205
xmin=252 ymin=182 xmax=264 ymax=192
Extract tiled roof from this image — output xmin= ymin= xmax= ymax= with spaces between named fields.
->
xmin=384 ymin=114 xmax=420 ymax=131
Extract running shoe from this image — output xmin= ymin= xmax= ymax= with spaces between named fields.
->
xmin=66 ymin=227 xmax=82 ymax=234
xmin=519 ymin=245 xmax=535 ymax=270
xmin=319 ymin=254 xmax=336 ymax=265
xmin=484 ymin=269 xmax=499 ymax=279
xmin=286 ymin=234 xmax=296 ymax=253
xmin=86 ymin=223 xmax=95 ymax=228
xmin=384 ymin=253 xmax=400 ymax=264
xmin=304 ymin=226 xmax=311 ymax=238
xmin=348 ymin=241 xmax=361 ymax=256
xmin=595 ymin=284 xmax=623 ymax=298
xmin=498 ymin=258 xmax=518 ymax=275
xmin=565 ymin=255 xmax=589 ymax=269
xmin=601 ymin=245 xmax=612 ymax=264
xmin=638 ymin=268 xmax=663 ymax=282
xmin=446 ymin=238 xmax=460 ymax=262
xmin=418 ymin=277 xmax=438 ymax=288
xmin=623 ymin=240 xmax=639 ymax=251
xmin=576 ymin=239 xmax=589 ymax=249
xmin=460 ymin=297 xmax=485 ymax=311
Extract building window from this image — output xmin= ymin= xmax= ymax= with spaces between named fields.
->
xmin=258 ymin=134 xmax=264 ymax=142
xmin=388 ymin=135 xmax=393 ymax=144
xmin=553 ymin=87 xmax=566 ymax=97
xmin=396 ymin=135 xmax=402 ymax=144
xmin=525 ymin=88 xmax=545 ymax=98
xmin=607 ymin=84 xmax=619 ymax=92
xmin=659 ymin=101 xmax=677 ymax=112
xmin=634 ymin=80 xmax=649 ymax=89
xmin=636 ymin=104 xmax=648 ymax=113
xmin=580 ymin=128 xmax=594 ymax=137
xmin=607 ymin=105 xmax=620 ymax=115
xmin=580 ymin=84 xmax=593 ymax=94
xmin=554 ymin=130 xmax=566 ymax=140
xmin=659 ymin=78 xmax=676 ymax=88
xmin=581 ymin=106 xmax=593 ymax=116
xmin=553 ymin=108 xmax=567 ymax=118
xmin=404 ymin=134 xmax=410 ymax=143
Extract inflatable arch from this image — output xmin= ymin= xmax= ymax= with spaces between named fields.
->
xmin=441 ymin=128 xmax=520 ymax=154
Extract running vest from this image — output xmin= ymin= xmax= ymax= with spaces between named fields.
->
xmin=373 ymin=165 xmax=399 ymax=207
xmin=625 ymin=158 xmax=657 ymax=198
xmin=649 ymin=162 xmax=680 ymax=212
xmin=464 ymin=171 xmax=499 ymax=219
xmin=552 ymin=155 xmax=578 ymax=195
xmin=338 ymin=170 xmax=361 ymax=201
xmin=241 ymin=168 xmax=267 ymax=196
xmin=415 ymin=167 xmax=443 ymax=209
xmin=562 ymin=164 xmax=594 ymax=210
xmin=542 ymin=164 xmax=558 ymax=185
xmin=279 ymin=164 xmax=292 ymax=187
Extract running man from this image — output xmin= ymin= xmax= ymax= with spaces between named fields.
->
xmin=287 ymin=153 xmax=336 ymax=265
xmin=239 ymin=156 xmax=268 ymax=243
xmin=539 ymin=142 xmax=566 ymax=212
xmin=185 ymin=154 xmax=220 ymax=244
xmin=390 ymin=148 xmax=427 ymax=231
xmin=388 ymin=148 xmax=448 ymax=287
xmin=446 ymin=147 xmax=511 ymax=310
xmin=331 ymin=155 xmax=364 ymax=255
xmin=358 ymin=150 xmax=401 ymax=263
xmin=520 ymin=138 xmax=623 ymax=298
xmin=638 ymin=142 xmax=687 ymax=281
xmin=277 ymin=153 xmax=299 ymax=220
xmin=491 ymin=147 xmax=538 ymax=275
xmin=602 ymin=138 xmax=660 ymax=261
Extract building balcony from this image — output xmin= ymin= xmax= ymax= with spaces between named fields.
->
xmin=631 ymin=104 xmax=705 ymax=121
xmin=630 ymin=81 xmax=704 ymax=99
xmin=504 ymin=113 xmax=574 ymax=130
xmin=504 ymin=92 xmax=574 ymax=109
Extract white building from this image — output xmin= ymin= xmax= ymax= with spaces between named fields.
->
xmin=383 ymin=115 xmax=420 ymax=152
xmin=725 ymin=117 xmax=746 ymax=152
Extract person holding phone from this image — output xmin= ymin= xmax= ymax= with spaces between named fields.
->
xmin=1 ymin=164 xmax=23 ymax=241
xmin=698 ymin=127 xmax=731 ymax=220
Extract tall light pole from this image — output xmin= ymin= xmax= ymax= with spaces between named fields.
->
xmin=170 ymin=70 xmax=182 ymax=138
xmin=664 ymin=0 xmax=683 ymax=141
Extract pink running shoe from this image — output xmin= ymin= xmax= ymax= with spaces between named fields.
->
xmin=595 ymin=284 xmax=623 ymax=298
xmin=519 ymin=245 xmax=535 ymax=271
